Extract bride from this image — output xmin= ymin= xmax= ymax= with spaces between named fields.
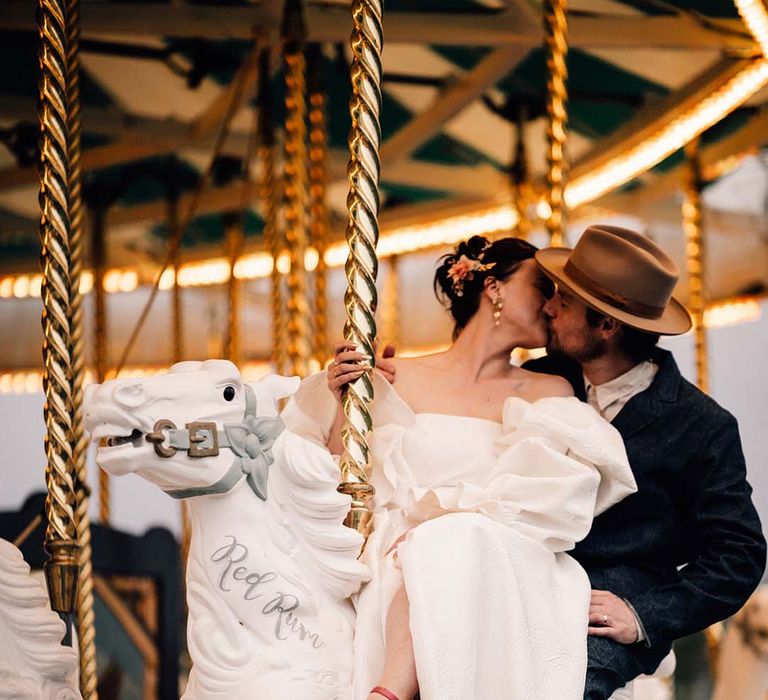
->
xmin=282 ymin=235 xmax=637 ymax=700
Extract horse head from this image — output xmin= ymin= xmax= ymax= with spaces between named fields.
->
xmin=84 ymin=359 xmax=298 ymax=499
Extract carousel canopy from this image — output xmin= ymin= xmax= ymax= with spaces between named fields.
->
xmin=0 ymin=0 xmax=766 ymax=367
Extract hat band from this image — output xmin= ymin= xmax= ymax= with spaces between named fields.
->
xmin=563 ymin=260 xmax=666 ymax=320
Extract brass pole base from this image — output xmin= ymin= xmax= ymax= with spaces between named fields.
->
xmin=44 ymin=538 xmax=80 ymax=613
xmin=337 ymin=482 xmax=374 ymax=541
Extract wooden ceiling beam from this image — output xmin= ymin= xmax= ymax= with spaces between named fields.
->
xmin=107 ymin=156 xmax=509 ymax=227
xmin=0 ymin=139 xmax=177 ymax=190
xmin=569 ymin=57 xmax=752 ymax=181
xmin=107 ymin=181 xmax=248 ymax=227
xmin=0 ymin=98 xmax=255 ymax=191
xmin=0 ymin=1 xmax=755 ymax=51
xmin=0 ymin=96 xmax=253 ymax=150
xmin=188 ymin=44 xmax=261 ymax=140
xmin=380 ymin=160 xmax=509 ymax=197
xmin=380 ymin=46 xmax=529 ymax=166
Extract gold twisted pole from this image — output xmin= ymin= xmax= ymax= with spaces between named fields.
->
xmin=511 ymin=106 xmax=532 ymax=240
xmin=224 ymin=74 xmax=260 ymax=366
xmin=282 ymin=2 xmax=312 ymax=378
xmin=90 ymin=206 xmax=110 ymax=523
xmin=338 ymin=0 xmax=384 ymax=540
xmin=683 ymin=139 xmax=720 ymax=677
xmin=65 ymin=0 xmax=98 ymax=691
xmin=167 ymin=193 xmax=184 ymax=366
xmin=37 ymin=0 xmax=80 ymax=615
xmin=382 ymin=256 xmax=400 ymax=348
xmin=173 ymin=258 xmax=191 ymax=573
xmin=163 ymin=187 xmax=191 ymax=573
xmin=543 ymin=0 xmax=569 ymax=246
xmin=172 ymin=246 xmax=191 ymax=575
xmin=257 ymin=50 xmax=287 ymax=374
xmin=223 ymin=213 xmax=245 ymax=365
xmin=683 ymin=139 xmax=709 ymax=395
xmin=309 ymin=77 xmax=330 ymax=366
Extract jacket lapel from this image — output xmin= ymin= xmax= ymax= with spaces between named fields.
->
xmin=610 ymin=349 xmax=680 ymax=439
xmin=611 ymin=386 xmax=660 ymax=438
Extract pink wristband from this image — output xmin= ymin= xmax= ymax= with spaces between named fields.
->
xmin=371 ymin=687 xmax=401 ymax=700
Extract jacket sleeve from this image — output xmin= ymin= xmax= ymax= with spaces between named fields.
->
xmin=626 ymin=413 xmax=766 ymax=646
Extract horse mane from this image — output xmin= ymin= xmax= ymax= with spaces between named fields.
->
xmin=0 ymin=540 xmax=79 ymax=698
xmin=269 ymin=432 xmax=369 ymax=600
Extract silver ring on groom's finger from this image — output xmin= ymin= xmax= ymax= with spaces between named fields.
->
xmin=602 ymin=614 xmax=608 ymax=625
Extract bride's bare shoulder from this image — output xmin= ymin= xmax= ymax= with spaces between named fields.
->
xmin=389 ymin=353 xmax=445 ymax=373
xmin=516 ymin=367 xmax=575 ymax=399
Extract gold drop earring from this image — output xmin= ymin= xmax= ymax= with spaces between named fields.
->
xmin=493 ymin=297 xmax=503 ymax=326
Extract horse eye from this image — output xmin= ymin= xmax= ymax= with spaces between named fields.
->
xmin=223 ymin=386 xmax=236 ymax=401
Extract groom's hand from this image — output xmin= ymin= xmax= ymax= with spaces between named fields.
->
xmin=588 ymin=590 xmax=639 ymax=644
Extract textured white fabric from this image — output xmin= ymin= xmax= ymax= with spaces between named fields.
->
xmin=283 ymin=371 xmax=637 ymax=700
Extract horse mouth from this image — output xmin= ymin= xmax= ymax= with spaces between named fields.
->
xmin=98 ymin=429 xmax=144 ymax=449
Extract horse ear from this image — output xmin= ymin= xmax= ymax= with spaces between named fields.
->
xmin=260 ymin=374 xmax=301 ymax=399
xmin=247 ymin=374 xmax=301 ymax=415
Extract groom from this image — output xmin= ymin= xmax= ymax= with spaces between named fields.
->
xmin=527 ymin=224 xmax=766 ymax=698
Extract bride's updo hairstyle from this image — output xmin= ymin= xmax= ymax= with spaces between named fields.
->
xmin=434 ymin=235 xmax=540 ymax=339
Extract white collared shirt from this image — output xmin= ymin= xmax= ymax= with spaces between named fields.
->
xmin=584 ymin=359 xmax=658 ymax=644
xmin=584 ymin=360 xmax=659 ymax=423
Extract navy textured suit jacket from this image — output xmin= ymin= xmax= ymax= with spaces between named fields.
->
xmin=525 ymin=349 xmax=766 ymax=668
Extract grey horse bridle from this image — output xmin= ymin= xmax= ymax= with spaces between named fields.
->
xmin=144 ymin=385 xmax=285 ymax=501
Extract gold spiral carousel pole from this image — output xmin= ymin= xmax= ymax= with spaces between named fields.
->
xmin=172 ymin=257 xmax=183 ymax=365
xmin=684 ymin=138 xmax=721 ymax=679
xmin=224 ymin=69 xmax=260 ymax=367
xmin=543 ymin=0 xmax=569 ymax=246
xmin=338 ymin=0 xmax=384 ymax=540
xmin=257 ymin=50 xmax=287 ymax=374
xmin=684 ymin=139 xmax=709 ymax=394
xmin=91 ymin=205 xmax=109 ymax=524
xmin=37 ymin=0 xmax=80 ymax=618
xmin=65 ymin=0 xmax=98 ymax=692
xmin=164 ymin=187 xmax=192 ymax=572
xmin=308 ymin=60 xmax=330 ymax=366
xmin=282 ymin=0 xmax=312 ymax=378
xmin=382 ymin=256 xmax=400 ymax=349
xmin=223 ymin=213 xmax=245 ymax=365
xmin=511 ymin=106 xmax=532 ymax=240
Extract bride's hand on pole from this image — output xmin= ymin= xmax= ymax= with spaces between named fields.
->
xmin=326 ymin=340 xmax=397 ymax=402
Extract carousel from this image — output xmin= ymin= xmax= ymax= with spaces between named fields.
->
xmin=0 ymin=0 xmax=767 ymax=698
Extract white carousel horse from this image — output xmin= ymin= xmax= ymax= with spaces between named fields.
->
xmin=0 ymin=538 xmax=81 ymax=700
xmin=83 ymin=360 xmax=369 ymax=700
xmin=712 ymin=584 xmax=768 ymax=700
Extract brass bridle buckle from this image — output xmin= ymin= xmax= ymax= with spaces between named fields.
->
xmin=186 ymin=421 xmax=219 ymax=458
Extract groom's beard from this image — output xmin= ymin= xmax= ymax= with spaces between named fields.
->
xmin=545 ymin=326 xmax=607 ymax=364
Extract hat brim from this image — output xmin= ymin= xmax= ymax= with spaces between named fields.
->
xmin=536 ymin=248 xmax=693 ymax=336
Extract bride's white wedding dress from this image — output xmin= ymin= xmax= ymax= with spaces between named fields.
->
xmin=283 ymin=371 xmax=637 ymax=700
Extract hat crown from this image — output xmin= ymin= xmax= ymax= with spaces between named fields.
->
xmin=568 ymin=225 xmax=679 ymax=309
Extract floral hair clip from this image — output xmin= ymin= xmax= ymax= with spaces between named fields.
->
xmin=446 ymin=251 xmax=496 ymax=297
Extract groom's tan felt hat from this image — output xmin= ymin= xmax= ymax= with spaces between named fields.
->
xmin=536 ymin=225 xmax=692 ymax=335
